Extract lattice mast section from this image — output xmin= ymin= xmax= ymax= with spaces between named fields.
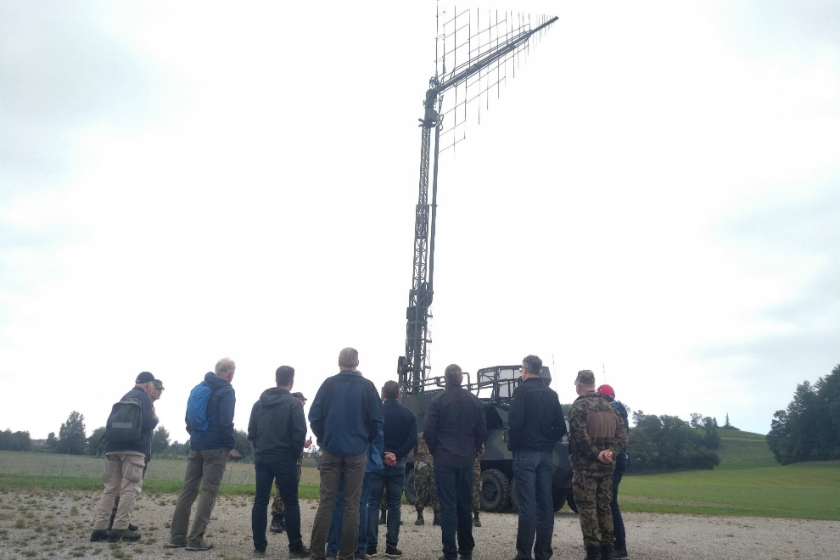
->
xmin=399 ymin=6 xmax=558 ymax=393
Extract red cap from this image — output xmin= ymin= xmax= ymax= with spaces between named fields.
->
xmin=597 ymin=384 xmax=615 ymax=398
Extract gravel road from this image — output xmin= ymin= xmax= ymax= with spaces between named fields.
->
xmin=0 ymin=492 xmax=837 ymax=559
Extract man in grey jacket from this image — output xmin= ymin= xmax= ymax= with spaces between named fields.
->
xmin=248 ymin=365 xmax=311 ymax=558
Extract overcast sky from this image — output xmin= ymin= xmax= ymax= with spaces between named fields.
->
xmin=1 ymin=1 xmax=838 ymax=442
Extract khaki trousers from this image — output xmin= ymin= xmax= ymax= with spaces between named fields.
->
xmin=92 ymin=453 xmax=146 ymax=531
xmin=169 ymin=448 xmax=229 ymax=546
xmin=310 ymin=450 xmax=367 ymax=560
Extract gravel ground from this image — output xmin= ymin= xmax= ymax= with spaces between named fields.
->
xmin=0 ymin=492 xmax=838 ymax=559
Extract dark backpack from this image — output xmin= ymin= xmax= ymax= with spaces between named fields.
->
xmin=186 ymin=382 xmax=215 ymax=439
xmin=102 ymin=397 xmax=144 ymax=443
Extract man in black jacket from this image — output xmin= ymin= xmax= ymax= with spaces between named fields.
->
xmin=424 ymin=364 xmax=487 ymax=560
xmin=508 ymin=355 xmax=566 ymax=560
xmin=248 ymin=366 xmax=310 ymax=558
xmin=90 ymin=372 xmax=159 ymax=543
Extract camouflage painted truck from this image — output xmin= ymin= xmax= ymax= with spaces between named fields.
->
xmin=401 ymin=364 xmax=577 ymax=513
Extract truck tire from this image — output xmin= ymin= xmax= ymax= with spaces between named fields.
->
xmin=479 ymin=469 xmax=511 ymax=512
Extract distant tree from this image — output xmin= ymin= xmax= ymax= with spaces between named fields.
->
xmin=168 ymin=440 xmax=191 ymax=456
xmin=151 ymin=426 xmax=170 ymax=455
xmin=702 ymin=416 xmax=720 ymax=449
xmin=627 ymin=411 xmax=719 ymax=472
xmin=233 ymin=429 xmax=254 ymax=462
xmin=722 ymin=413 xmax=740 ymax=430
xmin=0 ymin=429 xmax=31 ymax=451
xmin=57 ymin=411 xmax=87 ymax=455
xmin=690 ymin=413 xmax=703 ymax=429
xmin=86 ymin=427 xmax=107 ymax=456
xmin=768 ymin=364 xmax=840 ymax=464
xmin=46 ymin=432 xmax=58 ymax=449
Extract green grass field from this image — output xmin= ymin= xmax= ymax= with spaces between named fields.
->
xmin=2 ymin=429 xmax=838 ymax=520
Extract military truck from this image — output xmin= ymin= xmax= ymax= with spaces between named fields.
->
xmin=401 ymin=365 xmax=577 ymax=513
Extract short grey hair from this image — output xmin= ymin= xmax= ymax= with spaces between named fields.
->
xmin=338 ymin=347 xmax=359 ymax=369
xmin=522 ymin=355 xmax=542 ymax=376
xmin=215 ymin=357 xmax=236 ymax=377
xmin=444 ymin=364 xmax=463 ymax=386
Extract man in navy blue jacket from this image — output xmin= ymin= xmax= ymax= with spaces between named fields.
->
xmin=366 ymin=380 xmax=417 ymax=557
xmin=308 ymin=348 xmax=384 ymax=560
xmin=169 ymin=358 xmax=237 ymax=551
xmin=90 ymin=371 xmax=158 ymax=543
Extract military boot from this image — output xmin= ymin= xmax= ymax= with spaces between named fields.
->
xmin=583 ymin=545 xmax=600 ymax=560
xmin=89 ymin=530 xmax=109 ymax=542
xmin=432 ymin=510 xmax=441 ymax=526
xmin=379 ymin=509 xmax=387 ymax=525
xmin=415 ymin=509 xmax=425 ymax=525
xmin=600 ymin=544 xmax=614 ymax=560
xmin=472 ymin=511 xmax=481 ymax=527
xmin=270 ymin=514 xmax=285 ymax=533
xmin=107 ymin=515 xmax=138 ymax=533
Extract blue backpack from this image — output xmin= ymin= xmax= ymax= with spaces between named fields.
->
xmin=186 ymin=382 xmax=215 ymax=439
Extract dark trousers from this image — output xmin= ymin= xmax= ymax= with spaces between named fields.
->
xmin=513 ymin=451 xmax=554 ymax=560
xmin=252 ymin=457 xmax=303 ymax=552
xmin=327 ymin=471 xmax=372 ymax=558
xmin=611 ymin=452 xmax=628 ymax=549
xmin=367 ymin=459 xmax=406 ymax=548
xmin=310 ymin=450 xmax=367 ymax=560
xmin=434 ymin=462 xmax=475 ymax=559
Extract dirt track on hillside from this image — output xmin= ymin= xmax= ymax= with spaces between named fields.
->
xmin=0 ymin=492 xmax=837 ymax=559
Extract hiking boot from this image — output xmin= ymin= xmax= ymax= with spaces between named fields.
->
xmin=379 ymin=510 xmax=387 ymax=525
xmin=600 ymin=545 xmax=614 ymax=560
xmin=167 ymin=540 xmax=187 ymax=548
xmin=472 ymin=511 xmax=481 ymax=527
xmin=584 ymin=545 xmax=600 ymax=560
xmin=107 ymin=515 xmax=138 ymax=532
xmin=270 ymin=513 xmax=286 ymax=533
xmin=186 ymin=538 xmax=213 ymax=551
xmin=385 ymin=545 xmax=403 ymax=557
xmin=612 ymin=547 xmax=629 ymax=560
xmin=254 ymin=549 xmax=266 ymax=558
xmin=108 ymin=529 xmax=141 ymax=543
xmin=89 ymin=530 xmax=109 ymax=542
xmin=289 ymin=545 xmax=311 ymax=558
xmin=415 ymin=510 xmax=425 ymax=525
xmin=432 ymin=511 xmax=441 ymax=526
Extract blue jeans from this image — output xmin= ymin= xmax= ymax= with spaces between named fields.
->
xmin=253 ymin=458 xmax=303 ymax=552
xmin=513 ymin=451 xmax=554 ymax=560
xmin=366 ymin=460 xmax=406 ymax=548
xmin=327 ymin=471 xmax=372 ymax=558
xmin=434 ymin=463 xmax=474 ymax=558
xmin=611 ymin=451 xmax=628 ymax=549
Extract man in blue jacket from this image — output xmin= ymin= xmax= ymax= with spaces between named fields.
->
xmin=169 ymin=358 xmax=237 ymax=551
xmin=308 ymin=348 xmax=384 ymax=560
xmin=90 ymin=371 xmax=159 ymax=543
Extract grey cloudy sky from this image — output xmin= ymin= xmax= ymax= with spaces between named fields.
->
xmin=1 ymin=0 xmax=838 ymax=441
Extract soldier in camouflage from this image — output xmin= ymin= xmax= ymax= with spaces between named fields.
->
xmin=270 ymin=392 xmax=311 ymax=534
xmin=568 ymin=370 xmax=627 ymax=560
xmin=413 ymin=431 xmax=440 ymax=526
xmin=471 ymin=444 xmax=484 ymax=527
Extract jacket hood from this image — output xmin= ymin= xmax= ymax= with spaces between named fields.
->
xmin=204 ymin=371 xmax=231 ymax=390
xmin=259 ymin=387 xmax=295 ymax=408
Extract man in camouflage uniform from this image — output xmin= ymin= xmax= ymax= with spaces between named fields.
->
xmin=413 ymin=431 xmax=440 ymax=526
xmin=568 ymin=371 xmax=627 ymax=560
xmin=471 ymin=444 xmax=484 ymax=527
xmin=270 ymin=392 xmax=311 ymax=534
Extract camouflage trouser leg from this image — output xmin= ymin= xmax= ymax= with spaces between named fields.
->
xmin=271 ymin=459 xmax=302 ymax=517
xmin=414 ymin=465 xmax=439 ymax=512
xmin=471 ymin=447 xmax=484 ymax=513
xmin=572 ymin=471 xmax=614 ymax=548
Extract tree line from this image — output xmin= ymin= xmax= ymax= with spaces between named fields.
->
xmin=767 ymin=363 xmax=840 ymax=464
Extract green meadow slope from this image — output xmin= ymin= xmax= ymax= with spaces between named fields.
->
xmin=620 ymin=429 xmax=840 ymax=519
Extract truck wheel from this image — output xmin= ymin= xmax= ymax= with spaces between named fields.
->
xmin=479 ymin=469 xmax=511 ymax=512
xmin=566 ymin=490 xmax=578 ymax=513
xmin=404 ymin=469 xmax=417 ymax=505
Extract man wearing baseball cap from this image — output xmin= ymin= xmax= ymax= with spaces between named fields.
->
xmin=597 ymin=385 xmax=630 ymax=560
xmin=568 ymin=371 xmax=627 ymax=560
xmin=90 ymin=372 xmax=159 ymax=543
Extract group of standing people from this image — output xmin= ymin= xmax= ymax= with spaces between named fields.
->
xmin=88 ymin=350 xmax=629 ymax=560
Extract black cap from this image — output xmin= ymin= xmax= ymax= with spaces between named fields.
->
xmin=136 ymin=372 xmax=156 ymax=384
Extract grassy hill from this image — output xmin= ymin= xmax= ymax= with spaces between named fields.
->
xmin=620 ymin=429 xmax=840 ymax=519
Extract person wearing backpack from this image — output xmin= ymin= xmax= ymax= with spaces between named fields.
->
xmin=169 ymin=358 xmax=237 ymax=551
xmin=89 ymin=371 xmax=159 ymax=543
